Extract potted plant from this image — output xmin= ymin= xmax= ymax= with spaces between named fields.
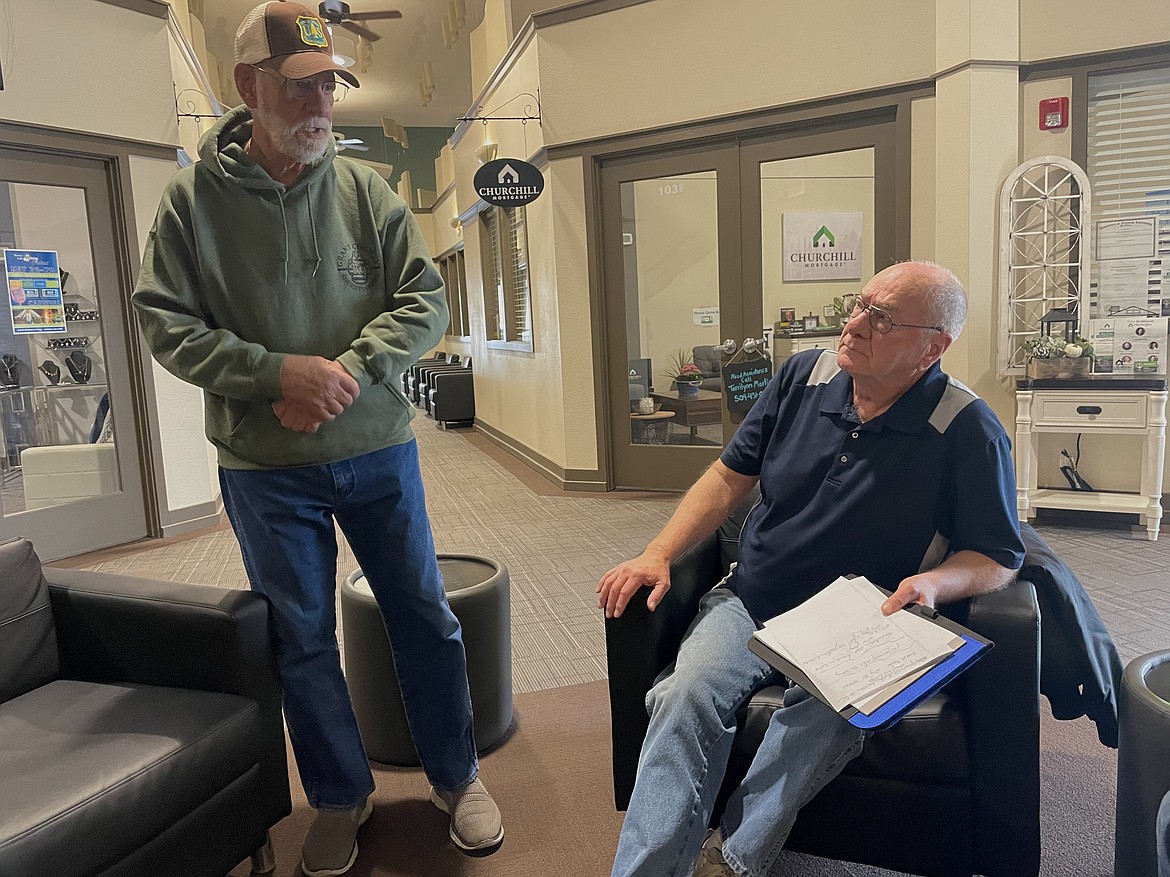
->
xmin=666 ymin=349 xmax=705 ymax=398
xmin=1023 ymin=334 xmax=1094 ymax=379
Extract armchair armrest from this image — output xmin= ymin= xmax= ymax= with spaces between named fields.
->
xmin=605 ymin=533 xmax=722 ymax=809
xmin=948 ymin=578 xmax=1041 ymax=876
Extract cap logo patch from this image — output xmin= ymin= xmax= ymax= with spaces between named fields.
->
xmin=296 ymin=16 xmax=328 ymax=48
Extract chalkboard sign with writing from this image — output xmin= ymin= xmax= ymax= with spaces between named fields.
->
xmin=722 ymin=359 xmax=773 ymax=416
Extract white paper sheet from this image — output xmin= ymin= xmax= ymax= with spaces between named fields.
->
xmin=755 ymin=577 xmax=958 ymax=712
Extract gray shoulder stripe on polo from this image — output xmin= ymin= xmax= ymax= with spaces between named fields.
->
xmin=917 ymin=531 xmax=950 ymax=573
xmin=808 ymin=350 xmax=841 ymax=386
xmin=929 ymin=377 xmax=978 ymax=433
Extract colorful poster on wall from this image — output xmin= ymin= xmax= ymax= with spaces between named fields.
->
xmin=782 ymin=212 xmax=863 ymax=282
xmin=3 ymin=249 xmax=67 ymax=334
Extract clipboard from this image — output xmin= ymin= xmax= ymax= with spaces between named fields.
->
xmin=747 ymin=596 xmax=993 ymax=731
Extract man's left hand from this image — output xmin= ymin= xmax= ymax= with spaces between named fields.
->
xmin=272 ymin=399 xmax=323 ymax=433
xmin=880 ymin=574 xmax=939 ymax=616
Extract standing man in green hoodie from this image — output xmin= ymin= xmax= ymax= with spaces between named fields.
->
xmin=132 ymin=4 xmax=502 ymax=875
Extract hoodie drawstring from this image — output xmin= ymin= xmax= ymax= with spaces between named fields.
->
xmin=275 ymin=189 xmax=290 ymax=284
xmin=307 ymin=184 xmax=322 ymax=277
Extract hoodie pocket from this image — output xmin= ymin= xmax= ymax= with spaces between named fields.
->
xmin=225 ymin=397 xmax=253 ymax=437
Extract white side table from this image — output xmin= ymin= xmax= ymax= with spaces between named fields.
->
xmin=1015 ymin=376 xmax=1168 ymax=540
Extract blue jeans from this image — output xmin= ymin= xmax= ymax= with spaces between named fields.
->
xmin=611 ymin=587 xmax=865 ymax=877
xmin=220 ymin=440 xmax=477 ymax=810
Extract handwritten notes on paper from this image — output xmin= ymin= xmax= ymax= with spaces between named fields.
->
xmin=754 ymin=577 xmax=959 ymax=712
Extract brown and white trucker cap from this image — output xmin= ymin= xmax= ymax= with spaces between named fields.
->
xmin=235 ymin=2 xmax=360 ymax=88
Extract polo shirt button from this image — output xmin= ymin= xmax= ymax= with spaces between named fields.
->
xmin=851 ymin=432 xmax=859 ymax=439
xmin=840 ymin=455 xmax=848 ymax=463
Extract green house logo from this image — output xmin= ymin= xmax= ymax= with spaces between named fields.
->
xmin=812 ymin=226 xmax=836 ymax=248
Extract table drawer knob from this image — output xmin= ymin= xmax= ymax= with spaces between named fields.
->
xmin=1076 ymin=405 xmax=1103 ymax=415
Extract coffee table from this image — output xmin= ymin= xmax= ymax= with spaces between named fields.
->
xmin=652 ymin=388 xmax=722 ymax=443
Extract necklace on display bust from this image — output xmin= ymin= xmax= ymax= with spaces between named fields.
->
xmin=38 ymin=360 xmax=60 ymax=385
xmin=0 ymin=354 xmax=20 ymax=388
xmin=65 ymin=351 xmax=92 ymax=384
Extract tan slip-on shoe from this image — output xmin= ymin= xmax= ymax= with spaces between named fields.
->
xmin=300 ymin=797 xmax=373 ymax=877
xmin=429 ymin=777 xmax=504 ymax=853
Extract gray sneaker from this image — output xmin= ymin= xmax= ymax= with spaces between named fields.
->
xmin=694 ymin=828 xmax=735 ymax=877
xmin=300 ymin=798 xmax=373 ymax=877
xmin=429 ymin=777 xmax=504 ymax=852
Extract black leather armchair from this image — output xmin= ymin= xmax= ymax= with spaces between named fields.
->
xmin=402 ymin=351 xmax=446 ymax=396
xmin=605 ymin=523 xmax=1041 ymax=877
xmin=0 ymin=538 xmax=291 ymax=877
xmin=427 ymin=367 xmax=475 ymax=426
xmin=410 ymin=355 xmax=464 ymax=405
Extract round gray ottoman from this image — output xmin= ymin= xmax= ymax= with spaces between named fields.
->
xmin=1115 ymin=649 xmax=1170 ymax=877
xmin=341 ymin=555 xmax=512 ymax=766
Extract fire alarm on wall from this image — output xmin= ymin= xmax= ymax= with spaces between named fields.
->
xmin=1039 ymin=97 xmax=1069 ymax=130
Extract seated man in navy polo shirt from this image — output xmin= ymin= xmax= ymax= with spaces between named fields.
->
xmin=598 ymin=261 xmax=1025 ymax=877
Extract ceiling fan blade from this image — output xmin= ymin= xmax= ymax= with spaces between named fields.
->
xmin=340 ymin=19 xmax=381 ymax=41
xmin=344 ymin=143 xmax=371 ymax=151
xmin=347 ymin=10 xmax=403 ymax=20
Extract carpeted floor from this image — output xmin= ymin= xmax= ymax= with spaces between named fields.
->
xmin=225 ymin=679 xmax=1117 ymax=877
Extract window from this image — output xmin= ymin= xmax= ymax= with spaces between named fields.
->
xmin=1087 ymin=65 xmax=1170 ymax=318
xmin=479 ymin=205 xmax=533 ymax=349
xmin=436 ymin=247 xmax=469 ymax=338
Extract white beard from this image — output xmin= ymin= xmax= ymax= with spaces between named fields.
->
xmin=252 ymin=104 xmax=332 ymax=166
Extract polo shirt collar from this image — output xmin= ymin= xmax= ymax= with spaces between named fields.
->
xmin=820 ymin=361 xmax=946 ymax=433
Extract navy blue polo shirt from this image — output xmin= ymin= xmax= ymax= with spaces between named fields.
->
xmin=720 ymin=349 xmax=1025 ymax=624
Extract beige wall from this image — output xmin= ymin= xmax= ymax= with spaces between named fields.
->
xmin=535 ymin=0 xmax=936 ymax=145
xmin=1021 ymin=0 xmax=1170 ymax=61
xmin=0 ymin=0 xmax=177 ymax=147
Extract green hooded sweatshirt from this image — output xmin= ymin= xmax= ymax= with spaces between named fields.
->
xmin=133 ymin=106 xmax=448 ymax=469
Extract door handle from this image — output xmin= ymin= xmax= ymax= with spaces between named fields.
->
xmin=1076 ymin=405 xmax=1102 ymax=415
xmin=715 ymin=339 xmax=737 ymax=355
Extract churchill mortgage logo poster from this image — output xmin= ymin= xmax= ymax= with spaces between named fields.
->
xmin=474 ymin=159 xmax=544 ymax=207
xmin=782 ymin=212 xmax=863 ymax=281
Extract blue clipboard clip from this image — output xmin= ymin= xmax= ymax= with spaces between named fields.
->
xmin=747 ymin=592 xmax=993 ymax=731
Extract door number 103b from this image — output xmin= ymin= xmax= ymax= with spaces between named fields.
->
xmin=657 ymin=183 xmax=686 ymax=196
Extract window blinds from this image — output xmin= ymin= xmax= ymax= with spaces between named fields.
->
xmin=1087 ymin=65 xmax=1170 ymax=317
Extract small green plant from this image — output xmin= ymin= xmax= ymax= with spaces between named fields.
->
xmin=664 ymin=349 xmax=704 ymax=385
xmin=832 ymin=295 xmax=855 ymax=325
xmin=1023 ymin=334 xmax=1094 ymax=359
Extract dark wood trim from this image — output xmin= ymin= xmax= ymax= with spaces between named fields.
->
xmin=96 ymin=0 xmax=169 ymax=18
xmin=0 ymin=119 xmax=178 ymax=158
xmin=1021 ymin=42 xmax=1170 ymax=80
xmin=529 ymin=0 xmax=655 ymax=29
xmin=474 ymin=419 xmax=607 ymax=491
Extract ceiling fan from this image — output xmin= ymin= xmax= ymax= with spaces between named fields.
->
xmin=318 ymin=1 xmax=401 ymax=43
xmin=334 ymin=132 xmax=370 ymax=152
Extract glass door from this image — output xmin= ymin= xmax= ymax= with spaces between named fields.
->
xmin=0 ymin=148 xmax=147 ymax=559
xmin=600 ymin=116 xmax=900 ymax=491
xmin=600 ymin=145 xmax=743 ymax=491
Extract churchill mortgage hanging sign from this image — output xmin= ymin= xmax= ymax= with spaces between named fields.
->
xmin=474 ymin=158 xmax=545 ymax=207
xmin=782 ymin=212 xmax=863 ymax=282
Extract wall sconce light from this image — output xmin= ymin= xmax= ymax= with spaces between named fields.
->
xmin=474 ymin=142 xmax=498 ymax=165
xmin=442 ymin=0 xmax=467 ymax=48
xmin=419 ymin=60 xmax=435 ymax=106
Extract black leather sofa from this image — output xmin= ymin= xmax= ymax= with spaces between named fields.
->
xmin=605 ymin=519 xmax=1041 ymax=877
xmin=0 ymin=538 xmax=291 ymax=877
xmin=427 ymin=367 xmax=475 ymax=426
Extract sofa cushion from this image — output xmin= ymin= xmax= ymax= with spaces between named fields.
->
xmin=0 ymin=538 xmax=59 ymax=702
xmin=0 ymin=679 xmax=263 ymax=877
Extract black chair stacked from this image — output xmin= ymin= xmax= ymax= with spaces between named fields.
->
xmin=604 ymin=496 xmax=1042 ymax=877
xmin=403 ymin=353 xmax=475 ymax=428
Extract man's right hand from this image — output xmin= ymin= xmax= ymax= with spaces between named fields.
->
xmin=597 ymin=547 xmax=671 ymax=619
xmin=279 ymin=355 xmax=360 ymax=422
